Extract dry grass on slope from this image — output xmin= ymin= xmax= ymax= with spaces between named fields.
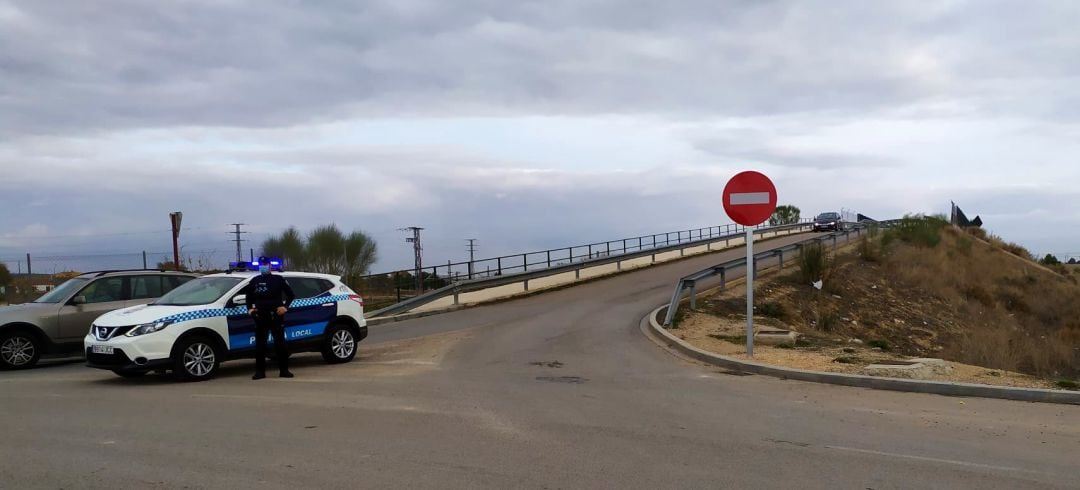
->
xmin=691 ymin=217 xmax=1080 ymax=380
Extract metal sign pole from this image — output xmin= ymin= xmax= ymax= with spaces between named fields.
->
xmin=746 ymin=227 xmax=754 ymax=358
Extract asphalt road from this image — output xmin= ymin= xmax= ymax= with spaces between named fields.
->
xmin=2 ymin=233 xmax=1077 ymax=489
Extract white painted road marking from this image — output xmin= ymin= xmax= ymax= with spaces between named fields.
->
xmin=729 ymin=192 xmax=771 ymax=205
xmin=825 ymin=445 xmax=1034 ymax=474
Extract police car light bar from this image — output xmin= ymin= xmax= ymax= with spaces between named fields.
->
xmin=229 ymin=258 xmax=284 ymax=272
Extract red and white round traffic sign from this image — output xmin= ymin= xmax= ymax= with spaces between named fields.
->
xmin=723 ymin=171 xmax=777 ymax=226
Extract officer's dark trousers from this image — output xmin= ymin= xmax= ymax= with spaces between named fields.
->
xmin=254 ymin=311 xmax=290 ymax=375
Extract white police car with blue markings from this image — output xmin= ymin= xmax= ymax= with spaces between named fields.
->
xmin=84 ymin=268 xmax=367 ymax=381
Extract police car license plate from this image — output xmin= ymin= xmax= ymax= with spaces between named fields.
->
xmin=92 ymin=345 xmax=114 ymax=355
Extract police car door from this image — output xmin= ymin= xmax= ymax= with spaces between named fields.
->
xmin=281 ymin=276 xmax=337 ymax=343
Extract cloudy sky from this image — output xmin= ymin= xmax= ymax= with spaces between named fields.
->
xmin=2 ymin=0 xmax=1079 ymax=274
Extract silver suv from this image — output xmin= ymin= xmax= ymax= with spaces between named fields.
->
xmin=0 ymin=270 xmax=198 ymax=369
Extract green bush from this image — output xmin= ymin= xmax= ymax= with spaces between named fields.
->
xmin=858 ymin=235 xmax=881 ymax=262
xmin=818 ymin=309 xmax=840 ymax=333
xmin=798 ymin=242 xmax=832 ymax=284
xmin=757 ymin=302 xmax=787 ymax=318
xmin=1057 ymin=380 xmax=1079 ymax=390
xmin=868 ymin=339 xmax=890 ymax=351
xmin=884 ymin=214 xmax=948 ymax=248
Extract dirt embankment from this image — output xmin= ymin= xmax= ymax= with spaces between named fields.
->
xmin=671 ymin=221 xmax=1080 ymax=389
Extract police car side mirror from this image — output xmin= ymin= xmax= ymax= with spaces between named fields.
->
xmin=230 ymin=294 xmax=246 ymax=305
xmin=71 ymin=295 xmax=87 ymax=306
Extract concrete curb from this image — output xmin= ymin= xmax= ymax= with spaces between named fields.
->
xmin=645 ymin=305 xmax=1080 ymax=405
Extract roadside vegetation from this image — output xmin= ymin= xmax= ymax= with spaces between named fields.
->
xmin=686 ymin=215 xmax=1080 ymax=384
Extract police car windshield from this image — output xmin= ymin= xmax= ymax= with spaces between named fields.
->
xmin=154 ymin=277 xmax=244 ymax=306
xmin=33 ymin=278 xmax=90 ymax=303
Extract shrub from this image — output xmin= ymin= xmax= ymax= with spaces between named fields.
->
xmin=947 ymin=327 xmax=1079 ymax=378
xmin=757 ymin=302 xmax=787 ymax=319
xmin=817 ymin=309 xmax=841 ymax=333
xmin=884 ymin=214 xmax=947 ymax=248
xmin=858 ymin=235 xmax=881 ymax=262
xmin=965 ymin=227 xmax=988 ymax=240
xmin=962 ymin=284 xmax=995 ymax=307
xmin=868 ymin=339 xmax=890 ymax=351
xmin=798 ymin=242 xmax=833 ymax=284
xmin=1058 ymin=380 xmax=1079 ymax=390
xmin=1001 ymin=242 xmax=1033 ymax=261
xmin=996 ymin=290 xmax=1031 ymax=314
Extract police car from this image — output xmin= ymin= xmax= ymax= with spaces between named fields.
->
xmin=84 ymin=261 xmax=367 ymax=381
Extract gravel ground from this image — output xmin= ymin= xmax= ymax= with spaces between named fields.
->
xmin=673 ymin=311 xmax=1064 ymax=390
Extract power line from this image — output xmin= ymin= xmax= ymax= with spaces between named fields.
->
xmin=0 ymin=226 xmax=215 ymax=240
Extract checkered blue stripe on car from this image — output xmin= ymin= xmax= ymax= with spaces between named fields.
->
xmin=155 ymin=294 xmax=353 ymax=325
xmin=289 ymin=294 xmax=352 ymax=308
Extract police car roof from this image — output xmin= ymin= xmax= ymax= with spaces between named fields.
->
xmin=207 ymin=271 xmax=342 ymax=281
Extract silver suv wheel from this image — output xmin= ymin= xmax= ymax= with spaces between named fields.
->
xmin=1 ymin=335 xmax=35 ymax=367
xmin=331 ymin=329 xmax=355 ymax=359
xmin=183 ymin=342 xmax=216 ymax=377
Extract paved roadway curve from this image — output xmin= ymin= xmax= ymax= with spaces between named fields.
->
xmin=2 ymin=233 xmax=1077 ymax=489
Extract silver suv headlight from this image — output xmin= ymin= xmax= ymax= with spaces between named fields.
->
xmin=125 ymin=321 xmax=172 ymax=337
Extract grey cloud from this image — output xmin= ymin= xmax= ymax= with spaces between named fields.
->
xmin=690 ymin=130 xmax=895 ymax=170
xmin=6 ymin=0 xmax=1076 ymax=139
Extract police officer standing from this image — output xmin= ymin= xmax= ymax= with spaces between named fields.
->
xmin=243 ymin=257 xmax=296 ymax=380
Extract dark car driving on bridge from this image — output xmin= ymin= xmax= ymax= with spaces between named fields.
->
xmin=812 ymin=212 xmax=844 ymax=232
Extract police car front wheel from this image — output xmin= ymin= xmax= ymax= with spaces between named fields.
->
xmin=322 ymin=324 xmax=357 ymax=364
xmin=172 ymin=336 xmax=221 ymax=381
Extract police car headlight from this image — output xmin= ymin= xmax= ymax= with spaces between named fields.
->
xmin=126 ymin=321 xmax=172 ymax=337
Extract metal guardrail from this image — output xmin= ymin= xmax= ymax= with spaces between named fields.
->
xmin=366 ymin=221 xmax=817 ymax=318
xmin=661 ymin=222 xmax=883 ymax=326
xmin=356 ymin=219 xmax=815 ymax=291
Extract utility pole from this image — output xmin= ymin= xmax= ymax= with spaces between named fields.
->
xmin=400 ymin=227 xmax=424 ymax=292
xmin=169 ymin=212 xmax=183 ymax=271
xmin=228 ymin=223 xmax=249 ymax=262
xmin=466 ymin=239 xmax=478 ymax=279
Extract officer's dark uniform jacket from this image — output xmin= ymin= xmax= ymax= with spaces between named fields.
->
xmin=241 ymin=273 xmax=296 ymax=377
xmin=242 ymin=273 xmax=296 ymax=311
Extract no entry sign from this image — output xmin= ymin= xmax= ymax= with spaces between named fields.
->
xmin=723 ymin=171 xmax=777 ymax=226
xmin=721 ymin=170 xmax=777 ymax=359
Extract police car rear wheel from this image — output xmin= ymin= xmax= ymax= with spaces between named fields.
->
xmin=0 ymin=331 xmax=41 ymax=370
xmin=322 ymin=324 xmax=356 ymax=364
xmin=172 ymin=337 xmax=220 ymax=381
